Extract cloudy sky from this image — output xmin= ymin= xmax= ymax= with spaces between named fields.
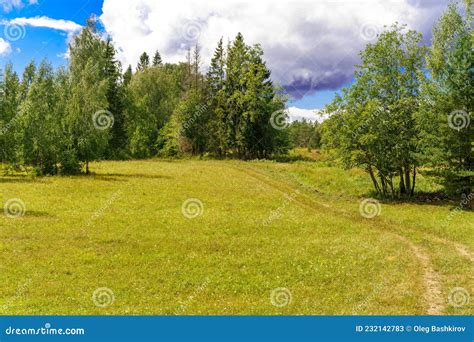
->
xmin=0 ymin=0 xmax=450 ymax=120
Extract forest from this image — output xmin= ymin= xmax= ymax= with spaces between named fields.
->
xmin=0 ymin=2 xmax=472 ymax=203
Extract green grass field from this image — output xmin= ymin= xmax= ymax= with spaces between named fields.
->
xmin=0 ymin=156 xmax=472 ymax=315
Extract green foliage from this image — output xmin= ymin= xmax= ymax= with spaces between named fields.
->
xmin=1 ymin=0 xmax=470 ymax=209
xmin=67 ymin=23 xmax=110 ymax=173
xmin=288 ymin=119 xmax=320 ymax=150
xmin=124 ymin=63 xmax=186 ymax=157
xmin=153 ymin=50 xmax=163 ymax=66
xmin=420 ymin=2 xmax=473 ymax=199
xmin=321 ymin=25 xmax=427 ymax=198
xmin=103 ymin=38 xmax=127 ymax=157
xmin=137 ymin=52 xmax=150 ymax=71
xmin=0 ymin=64 xmax=22 ymax=167
xmin=20 ymin=61 xmax=63 ymax=175
xmin=206 ymin=38 xmax=228 ymax=156
xmin=205 ymin=34 xmax=289 ymax=159
xmin=174 ymin=89 xmax=209 ymax=155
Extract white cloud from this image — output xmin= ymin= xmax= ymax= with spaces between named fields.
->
xmin=4 ymin=16 xmax=82 ymax=33
xmin=0 ymin=38 xmax=12 ymax=55
xmin=57 ymin=51 xmax=70 ymax=60
xmin=100 ymin=0 xmax=448 ymax=98
xmin=1 ymin=0 xmax=37 ymax=13
xmin=287 ymin=107 xmax=328 ymax=123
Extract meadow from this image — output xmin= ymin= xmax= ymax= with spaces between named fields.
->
xmin=0 ymin=154 xmax=472 ymax=315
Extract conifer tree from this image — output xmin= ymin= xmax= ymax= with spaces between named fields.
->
xmin=152 ymin=50 xmax=162 ymax=66
xmin=137 ymin=52 xmax=150 ymax=71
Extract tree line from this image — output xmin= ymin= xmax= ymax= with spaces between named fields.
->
xmin=319 ymin=2 xmax=472 ymax=201
xmin=0 ymin=19 xmax=289 ymax=175
xmin=0 ymin=2 xmax=472 ymax=203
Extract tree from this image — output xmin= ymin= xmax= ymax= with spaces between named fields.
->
xmin=206 ymin=38 xmax=227 ymax=156
xmin=18 ymin=61 xmax=36 ymax=102
xmin=421 ymin=2 xmax=473 ymax=201
xmin=0 ymin=63 xmax=21 ymax=168
xmin=152 ymin=50 xmax=162 ymax=66
xmin=103 ymin=37 xmax=127 ymax=156
xmin=125 ymin=64 xmax=187 ymax=157
xmin=137 ymin=52 xmax=150 ymax=71
xmin=288 ymin=119 xmax=321 ymax=150
xmin=20 ymin=60 xmax=62 ymax=175
xmin=67 ymin=21 xmax=110 ymax=174
xmin=123 ymin=65 xmax=133 ymax=86
xmin=225 ymin=33 xmax=248 ymax=155
xmin=174 ymin=89 xmax=209 ymax=155
xmin=240 ymin=43 xmax=287 ymax=159
xmin=321 ymin=25 xmax=426 ymax=197
xmin=225 ymin=34 xmax=288 ymax=159
xmin=192 ymin=43 xmax=202 ymax=90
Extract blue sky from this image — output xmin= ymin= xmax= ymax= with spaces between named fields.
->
xmin=0 ymin=0 xmax=450 ymax=116
xmin=0 ymin=0 xmax=101 ymax=72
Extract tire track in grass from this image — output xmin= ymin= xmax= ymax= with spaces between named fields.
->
xmin=234 ymin=165 xmax=445 ymax=314
xmin=240 ymin=165 xmax=474 ymax=261
xmin=394 ymin=235 xmax=443 ymax=315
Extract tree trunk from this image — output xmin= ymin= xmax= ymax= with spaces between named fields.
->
xmin=410 ymin=167 xmax=416 ymax=196
xmin=86 ymin=161 xmax=89 ymax=175
xmin=405 ymin=166 xmax=411 ymax=197
xmin=368 ymin=166 xmax=381 ymax=194
xmin=388 ymin=177 xmax=395 ymax=198
xmin=379 ymin=174 xmax=387 ymax=196
xmin=399 ymin=168 xmax=406 ymax=196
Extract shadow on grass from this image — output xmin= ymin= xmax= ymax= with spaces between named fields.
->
xmin=24 ymin=210 xmax=54 ymax=218
xmin=363 ymin=191 xmax=471 ymax=210
xmin=0 ymin=177 xmax=49 ymax=184
xmin=272 ymin=154 xmax=315 ymax=163
xmin=91 ymin=173 xmax=173 ymax=181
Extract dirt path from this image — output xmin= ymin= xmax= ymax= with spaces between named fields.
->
xmin=235 ymin=165 xmax=447 ymax=315
xmin=394 ymin=235 xmax=444 ymax=315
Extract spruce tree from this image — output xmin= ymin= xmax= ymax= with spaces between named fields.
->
xmin=422 ymin=2 xmax=473 ymax=201
xmin=123 ymin=65 xmax=132 ymax=86
xmin=206 ymin=38 xmax=227 ymax=156
xmin=152 ymin=50 xmax=162 ymax=66
xmin=137 ymin=52 xmax=150 ymax=71
xmin=103 ymin=38 xmax=127 ymax=156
